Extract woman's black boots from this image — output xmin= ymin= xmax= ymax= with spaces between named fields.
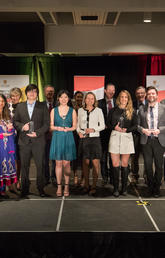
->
xmin=113 ymin=167 xmax=120 ymax=197
xmin=121 ymin=166 xmax=129 ymax=196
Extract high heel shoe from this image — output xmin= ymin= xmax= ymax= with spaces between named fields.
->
xmin=64 ymin=184 xmax=69 ymax=197
xmin=56 ymin=184 xmax=62 ymax=197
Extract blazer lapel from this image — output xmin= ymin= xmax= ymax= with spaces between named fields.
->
xmin=31 ymin=101 xmax=38 ymax=120
xmin=103 ymin=99 xmax=108 ymax=118
xmin=143 ymin=104 xmax=149 ymax=128
xmin=23 ymin=101 xmax=31 ymax=121
xmin=158 ymin=103 xmax=163 ymax=126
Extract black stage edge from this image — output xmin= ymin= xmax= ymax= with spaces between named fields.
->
xmin=1 ymin=232 xmax=165 ymax=258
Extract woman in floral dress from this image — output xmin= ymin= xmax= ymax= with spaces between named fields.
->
xmin=0 ymin=94 xmax=17 ymax=197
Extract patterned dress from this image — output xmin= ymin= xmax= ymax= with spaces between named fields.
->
xmin=0 ymin=120 xmax=17 ymax=191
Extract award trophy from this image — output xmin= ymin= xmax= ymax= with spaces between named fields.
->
xmin=29 ymin=121 xmax=34 ymax=134
xmin=62 ymin=115 xmax=66 ymax=128
xmin=119 ymin=116 xmax=124 ymax=128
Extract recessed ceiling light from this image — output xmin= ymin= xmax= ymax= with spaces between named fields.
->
xmin=143 ymin=12 xmax=152 ymax=23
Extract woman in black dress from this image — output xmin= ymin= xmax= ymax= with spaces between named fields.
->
xmin=107 ymin=90 xmax=137 ymax=197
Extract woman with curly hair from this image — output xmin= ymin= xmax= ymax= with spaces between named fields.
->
xmin=107 ymin=90 xmax=137 ymax=197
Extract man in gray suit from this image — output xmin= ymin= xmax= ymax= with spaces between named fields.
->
xmin=138 ymin=86 xmax=165 ymax=197
xmin=14 ymin=84 xmax=50 ymax=198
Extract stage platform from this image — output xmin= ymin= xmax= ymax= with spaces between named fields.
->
xmin=1 ymin=159 xmax=165 ymax=257
xmin=2 ymin=178 xmax=165 ymax=233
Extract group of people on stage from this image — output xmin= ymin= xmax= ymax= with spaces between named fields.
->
xmin=0 ymin=82 xmax=165 ymax=199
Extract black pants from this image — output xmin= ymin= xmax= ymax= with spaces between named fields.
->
xmin=100 ymin=149 xmax=113 ymax=181
xmin=20 ymin=141 xmax=45 ymax=194
xmin=131 ymin=134 xmax=142 ymax=178
xmin=45 ymin=138 xmax=56 ymax=181
xmin=142 ymin=138 xmax=164 ymax=193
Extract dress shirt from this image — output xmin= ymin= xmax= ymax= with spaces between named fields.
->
xmin=147 ymin=102 xmax=158 ymax=130
xmin=27 ymin=101 xmax=36 ymax=119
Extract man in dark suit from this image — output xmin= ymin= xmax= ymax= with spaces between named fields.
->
xmin=13 ymin=84 xmax=50 ymax=197
xmin=131 ymin=86 xmax=147 ymax=184
xmin=98 ymin=82 xmax=116 ymax=185
xmin=138 ymin=86 xmax=165 ymax=197
xmin=160 ymin=99 xmax=165 ymax=180
xmin=43 ymin=85 xmax=56 ymax=185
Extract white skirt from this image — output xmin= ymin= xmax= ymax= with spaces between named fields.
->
xmin=109 ymin=130 xmax=135 ymax=154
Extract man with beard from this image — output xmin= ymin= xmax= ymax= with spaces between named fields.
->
xmin=138 ymin=86 xmax=165 ymax=197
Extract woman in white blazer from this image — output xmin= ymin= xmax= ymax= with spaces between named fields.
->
xmin=77 ymin=92 xmax=105 ymax=195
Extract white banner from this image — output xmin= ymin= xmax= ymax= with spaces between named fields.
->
xmin=0 ymin=75 xmax=29 ymax=101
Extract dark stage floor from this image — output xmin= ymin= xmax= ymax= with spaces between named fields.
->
xmin=2 ymin=176 xmax=165 ymax=233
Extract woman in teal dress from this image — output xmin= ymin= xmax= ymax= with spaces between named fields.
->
xmin=50 ymin=90 xmax=77 ymax=197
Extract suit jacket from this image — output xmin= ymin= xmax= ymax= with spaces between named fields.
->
xmin=42 ymin=100 xmax=56 ymax=140
xmin=42 ymin=99 xmax=57 ymax=109
xmin=133 ymin=99 xmax=148 ymax=111
xmin=13 ymin=101 xmax=50 ymax=146
xmin=160 ymin=99 xmax=165 ymax=105
xmin=98 ymin=98 xmax=116 ymax=124
xmin=138 ymin=102 xmax=165 ymax=147
xmin=98 ymin=97 xmax=116 ymax=149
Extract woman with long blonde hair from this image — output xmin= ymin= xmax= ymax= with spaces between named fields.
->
xmin=107 ymin=90 xmax=137 ymax=197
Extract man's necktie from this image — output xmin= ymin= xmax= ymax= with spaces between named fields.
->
xmin=150 ymin=106 xmax=154 ymax=129
xmin=107 ymin=100 xmax=112 ymax=111
xmin=48 ymin=103 xmax=52 ymax=113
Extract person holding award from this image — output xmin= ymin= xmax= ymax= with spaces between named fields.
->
xmin=107 ymin=90 xmax=137 ymax=197
xmin=49 ymin=90 xmax=77 ymax=197
xmin=77 ymin=92 xmax=105 ymax=195
xmin=138 ymin=86 xmax=165 ymax=197
xmin=13 ymin=84 xmax=50 ymax=198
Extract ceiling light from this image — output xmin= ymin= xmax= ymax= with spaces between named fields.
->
xmin=143 ymin=12 xmax=152 ymax=23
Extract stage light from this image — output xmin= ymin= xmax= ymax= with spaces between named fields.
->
xmin=143 ymin=12 xmax=152 ymax=23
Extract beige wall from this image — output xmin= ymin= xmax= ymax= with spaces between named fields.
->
xmin=45 ymin=24 xmax=165 ymax=54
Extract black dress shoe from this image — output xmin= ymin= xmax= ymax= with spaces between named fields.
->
xmin=39 ymin=190 xmax=46 ymax=197
xmin=153 ymin=194 xmax=160 ymax=198
xmin=51 ymin=177 xmax=57 ymax=186
xmin=113 ymin=191 xmax=120 ymax=197
xmin=101 ymin=178 xmax=108 ymax=186
xmin=20 ymin=192 xmax=29 ymax=199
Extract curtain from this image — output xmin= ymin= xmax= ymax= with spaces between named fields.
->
xmin=0 ymin=56 xmax=63 ymax=101
xmin=137 ymin=55 xmax=148 ymax=87
xmin=150 ymin=55 xmax=165 ymax=75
